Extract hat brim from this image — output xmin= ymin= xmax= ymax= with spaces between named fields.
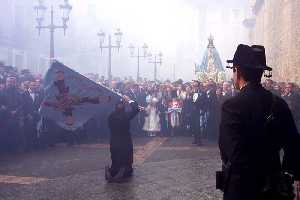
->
xmin=226 ymin=64 xmax=272 ymax=71
xmin=243 ymin=65 xmax=272 ymax=71
xmin=226 ymin=65 xmax=234 ymax=69
xmin=258 ymin=66 xmax=272 ymax=71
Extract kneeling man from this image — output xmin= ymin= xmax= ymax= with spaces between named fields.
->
xmin=106 ymin=95 xmax=140 ymax=182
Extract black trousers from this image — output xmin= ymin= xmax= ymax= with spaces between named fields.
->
xmin=191 ymin=114 xmax=202 ymax=143
xmin=5 ymin=118 xmax=24 ymax=152
xmin=224 ymin=173 xmax=267 ymax=200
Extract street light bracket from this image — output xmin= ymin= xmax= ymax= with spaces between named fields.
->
xmin=129 ymin=44 xmax=135 ymax=56
xmin=34 ymin=0 xmax=72 ymax=62
xmin=114 ymin=28 xmax=123 ymax=47
xmin=60 ymin=0 xmax=72 ymax=22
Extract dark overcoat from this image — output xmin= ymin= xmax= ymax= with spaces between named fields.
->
xmin=108 ymin=101 xmax=139 ymax=176
xmin=219 ymin=83 xmax=300 ymax=200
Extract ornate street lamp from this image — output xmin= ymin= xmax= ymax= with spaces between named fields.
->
xmin=34 ymin=0 xmax=72 ymax=62
xmin=114 ymin=28 xmax=123 ymax=50
xmin=148 ymin=52 xmax=163 ymax=81
xmin=97 ymin=29 xmax=123 ymax=82
xmin=34 ymin=0 xmax=47 ymax=35
xmin=129 ymin=43 xmax=149 ymax=81
xmin=60 ymin=0 xmax=72 ymax=35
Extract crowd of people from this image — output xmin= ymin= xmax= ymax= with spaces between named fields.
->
xmin=0 ymin=61 xmax=300 ymax=153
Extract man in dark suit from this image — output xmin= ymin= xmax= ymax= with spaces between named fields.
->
xmin=24 ymin=81 xmax=44 ymax=150
xmin=0 ymin=82 xmax=8 ymax=152
xmin=191 ymin=81 xmax=207 ymax=145
xmin=206 ymin=81 xmax=219 ymax=142
xmin=218 ymin=44 xmax=300 ymax=200
xmin=181 ymin=85 xmax=193 ymax=136
xmin=221 ymin=82 xmax=233 ymax=102
xmin=2 ymin=76 xmax=28 ymax=152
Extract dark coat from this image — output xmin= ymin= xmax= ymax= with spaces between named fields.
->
xmin=182 ymin=94 xmax=193 ymax=128
xmin=1 ymin=87 xmax=28 ymax=151
xmin=108 ymin=101 xmax=139 ymax=172
xmin=191 ymin=91 xmax=207 ymax=134
xmin=193 ymin=90 xmax=207 ymax=114
xmin=0 ymin=90 xmax=8 ymax=148
xmin=108 ymin=101 xmax=139 ymax=147
xmin=206 ymin=89 xmax=219 ymax=141
xmin=219 ymin=83 xmax=300 ymax=200
xmin=136 ymin=90 xmax=147 ymax=107
xmin=28 ymin=90 xmax=44 ymax=121
xmin=0 ymin=90 xmax=7 ymax=120
xmin=2 ymin=87 xmax=25 ymax=114
xmin=30 ymin=90 xmax=44 ymax=112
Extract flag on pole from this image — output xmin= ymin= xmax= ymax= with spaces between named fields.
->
xmin=40 ymin=61 xmax=121 ymax=131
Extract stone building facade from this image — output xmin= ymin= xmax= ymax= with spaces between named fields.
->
xmin=248 ymin=0 xmax=300 ymax=84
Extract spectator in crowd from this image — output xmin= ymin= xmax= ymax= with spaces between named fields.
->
xmin=143 ymin=96 xmax=161 ymax=137
xmin=0 ymin=60 xmax=300 ymax=154
xmin=1 ymin=76 xmax=28 ymax=152
xmin=206 ymin=81 xmax=219 ymax=142
xmin=191 ymin=81 xmax=207 ymax=145
xmin=282 ymin=82 xmax=300 ymax=131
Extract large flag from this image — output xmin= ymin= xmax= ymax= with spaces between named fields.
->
xmin=40 ymin=61 xmax=121 ymax=131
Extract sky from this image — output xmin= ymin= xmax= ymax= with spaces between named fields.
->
xmin=0 ymin=0 xmax=251 ymax=81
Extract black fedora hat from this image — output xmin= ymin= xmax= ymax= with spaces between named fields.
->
xmin=227 ymin=44 xmax=272 ymax=71
xmin=251 ymin=45 xmax=272 ymax=71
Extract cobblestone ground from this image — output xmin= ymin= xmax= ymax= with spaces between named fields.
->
xmin=0 ymin=137 xmax=222 ymax=200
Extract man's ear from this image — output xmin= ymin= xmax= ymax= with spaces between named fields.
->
xmin=236 ymin=68 xmax=241 ymax=80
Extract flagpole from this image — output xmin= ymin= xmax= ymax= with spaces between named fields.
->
xmin=108 ymin=35 xmax=112 ymax=82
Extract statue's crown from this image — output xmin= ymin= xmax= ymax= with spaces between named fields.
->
xmin=208 ymin=34 xmax=215 ymax=48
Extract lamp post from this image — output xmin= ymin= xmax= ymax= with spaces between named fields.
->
xmin=128 ymin=43 xmax=149 ymax=82
xmin=97 ymin=29 xmax=123 ymax=82
xmin=34 ymin=0 xmax=72 ymax=63
xmin=173 ymin=64 xmax=176 ymax=81
xmin=148 ymin=52 xmax=163 ymax=81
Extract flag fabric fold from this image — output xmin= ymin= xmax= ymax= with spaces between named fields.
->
xmin=40 ymin=61 xmax=121 ymax=131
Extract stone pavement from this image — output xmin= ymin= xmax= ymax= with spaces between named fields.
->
xmin=0 ymin=137 xmax=222 ymax=200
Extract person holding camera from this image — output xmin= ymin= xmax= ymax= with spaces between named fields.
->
xmin=217 ymin=44 xmax=300 ymax=200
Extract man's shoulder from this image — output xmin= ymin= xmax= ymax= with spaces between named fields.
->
xmin=222 ymin=92 xmax=246 ymax=110
xmin=222 ymin=87 xmax=269 ymax=110
xmin=223 ymin=88 xmax=288 ymax=113
xmin=3 ymin=87 xmax=22 ymax=95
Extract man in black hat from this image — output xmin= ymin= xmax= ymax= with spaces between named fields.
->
xmin=218 ymin=44 xmax=300 ymax=200
xmin=105 ymin=95 xmax=141 ymax=182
